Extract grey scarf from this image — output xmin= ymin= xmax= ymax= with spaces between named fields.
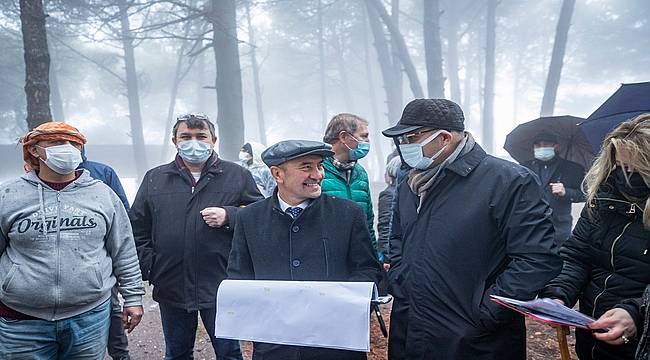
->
xmin=407 ymin=133 xmax=475 ymax=211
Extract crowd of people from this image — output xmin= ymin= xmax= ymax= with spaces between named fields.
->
xmin=0 ymin=98 xmax=649 ymax=360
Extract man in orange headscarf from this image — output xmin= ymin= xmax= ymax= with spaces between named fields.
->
xmin=0 ymin=122 xmax=145 ymax=359
xmin=21 ymin=121 xmax=87 ymax=172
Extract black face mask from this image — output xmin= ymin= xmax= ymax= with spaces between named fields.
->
xmin=613 ymin=166 xmax=650 ymax=199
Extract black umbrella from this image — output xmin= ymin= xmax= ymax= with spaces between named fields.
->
xmin=504 ymin=115 xmax=594 ymax=169
xmin=579 ymin=82 xmax=650 ymax=152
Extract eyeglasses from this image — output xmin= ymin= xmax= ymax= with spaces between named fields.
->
xmin=396 ymin=129 xmax=434 ymax=145
xmin=176 ymin=113 xmax=209 ymax=122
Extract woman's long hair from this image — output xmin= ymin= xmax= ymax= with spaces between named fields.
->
xmin=583 ymin=113 xmax=650 ymax=228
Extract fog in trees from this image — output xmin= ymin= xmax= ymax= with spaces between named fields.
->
xmin=2 ymin=0 xmax=649 ymax=184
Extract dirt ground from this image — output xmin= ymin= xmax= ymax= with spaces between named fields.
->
xmin=117 ymin=287 xmax=577 ymax=360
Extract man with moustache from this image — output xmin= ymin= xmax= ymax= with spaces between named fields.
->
xmin=227 ymin=140 xmax=382 ymax=360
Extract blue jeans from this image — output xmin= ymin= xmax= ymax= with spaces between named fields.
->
xmin=0 ymin=299 xmax=111 ymax=359
xmin=159 ymin=303 xmax=242 ymax=360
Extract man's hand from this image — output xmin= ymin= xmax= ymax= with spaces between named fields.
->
xmin=589 ymin=308 xmax=636 ymax=345
xmin=201 ymin=207 xmax=228 ymax=227
xmin=550 ymin=182 xmax=566 ymax=197
xmin=122 ymin=305 xmax=144 ymax=333
xmin=383 ymin=263 xmax=391 ymax=271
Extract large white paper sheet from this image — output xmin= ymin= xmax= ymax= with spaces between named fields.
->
xmin=215 ymin=280 xmax=376 ymax=352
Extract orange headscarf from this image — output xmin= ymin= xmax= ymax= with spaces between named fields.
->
xmin=21 ymin=122 xmax=87 ymax=172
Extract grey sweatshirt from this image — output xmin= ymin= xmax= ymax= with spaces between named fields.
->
xmin=0 ymin=170 xmax=144 ymax=320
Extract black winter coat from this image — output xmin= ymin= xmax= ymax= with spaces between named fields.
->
xmin=130 ymin=154 xmax=263 ymax=310
xmin=389 ymin=143 xmax=562 ymax=360
xmin=541 ymin=180 xmax=650 ymax=360
xmin=227 ymin=193 xmax=382 ymax=360
xmin=522 ymin=157 xmax=585 ymax=244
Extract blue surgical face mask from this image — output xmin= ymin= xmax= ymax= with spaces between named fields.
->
xmin=177 ymin=140 xmax=212 ymax=164
xmin=534 ymin=147 xmax=555 ymax=161
xmin=344 ymin=134 xmax=370 ymax=161
xmin=398 ymin=130 xmax=447 ymax=170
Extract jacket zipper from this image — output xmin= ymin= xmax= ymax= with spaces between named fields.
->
xmin=591 ymin=221 xmax=632 ymax=357
xmin=54 ymin=191 xmax=62 ymax=320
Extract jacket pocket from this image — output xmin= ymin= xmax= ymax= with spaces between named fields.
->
xmin=1 ymin=262 xmax=18 ymax=292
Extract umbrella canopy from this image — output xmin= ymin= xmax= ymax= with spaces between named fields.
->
xmin=504 ymin=115 xmax=594 ymax=169
xmin=580 ymin=81 xmax=650 ymax=152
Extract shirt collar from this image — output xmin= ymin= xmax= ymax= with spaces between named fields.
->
xmin=277 ymin=194 xmax=310 ymax=212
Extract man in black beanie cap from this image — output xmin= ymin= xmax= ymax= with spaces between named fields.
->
xmin=382 ymin=99 xmax=562 ymax=360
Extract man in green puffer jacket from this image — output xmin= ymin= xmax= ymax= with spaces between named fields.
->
xmin=322 ymin=113 xmax=379 ymax=260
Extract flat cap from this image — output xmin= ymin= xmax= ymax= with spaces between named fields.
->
xmin=383 ymin=98 xmax=465 ymax=137
xmin=261 ymin=140 xmax=334 ymax=167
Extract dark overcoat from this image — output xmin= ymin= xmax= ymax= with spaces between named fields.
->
xmin=227 ymin=193 xmax=382 ymax=360
xmin=522 ymin=157 xmax=585 ymax=244
xmin=130 ymin=154 xmax=263 ymax=310
xmin=388 ymin=144 xmax=562 ymax=360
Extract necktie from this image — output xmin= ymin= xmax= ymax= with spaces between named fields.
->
xmin=286 ymin=207 xmax=303 ymax=218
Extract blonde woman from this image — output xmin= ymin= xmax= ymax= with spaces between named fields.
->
xmin=541 ymin=113 xmax=650 ymax=360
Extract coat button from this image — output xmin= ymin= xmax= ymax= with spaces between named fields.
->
xmin=292 ymin=225 xmax=300 ymax=233
xmin=292 ymin=259 xmax=301 ymax=267
xmin=608 ymin=205 xmax=615 ymax=210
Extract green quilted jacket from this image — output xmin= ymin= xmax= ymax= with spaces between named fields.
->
xmin=321 ymin=157 xmax=377 ymax=250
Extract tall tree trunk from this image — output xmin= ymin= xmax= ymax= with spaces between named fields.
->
xmin=423 ymin=0 xmax=445 ymax=98
xmin=362 ymin=19 xmax=385 ymax=179
xmin=333 ymin=26 xmax=355 ymax=112
xmin=210 ymin=0 xmax=244 ymax=161
xmin=445 ymin=0 xmax=461 ymax=103
xmin=317 ymin=0 xmax=328 ymax=128
xmin=161 ymin=43 xmax=188 ymax=162
xmin=482 ymin=0 xmax=496 ymax=154
xmin=367 ymin=0 xmax=424 ymax=98
xmin=245 ymin=1 xmax=267 ymax=145
xmin=50 ymin=58 xmax=65 ymax=121
xmin=512 ymin=51 xmax=523 ymax=125
xmin=118 ymin=0 xmax=148 ymax=178
xmin=19 ymin=0 xmax=52 ymax=129
xmin=540 ymin=0 xmax=576 ymax=116
xmin=196 ymin=49 xmax=207 ymax=110
xmin=390 ymin=0 xmax=402 ymax=107
xmin=365 ymin=1 xmax=400 ymax=126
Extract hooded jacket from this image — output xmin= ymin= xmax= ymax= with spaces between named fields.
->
xmin=238 ymin=142 xmax=276 ymax=198
xmin=0 ymin=170 xmax=144 ymax=320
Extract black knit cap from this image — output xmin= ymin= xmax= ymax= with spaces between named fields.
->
xmin=382 ymin=98 xmax=465 ymax=137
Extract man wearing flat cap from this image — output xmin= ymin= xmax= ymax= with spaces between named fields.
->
xmin=0 ymin=122 xmax=144 ymax=359
xmin=227 ymin=139 xmax=382 ymax=360
xmin=382 ymin=99 xmax=562 ymax=360
xmin=522 ymin=132 xmax=585 ymax=245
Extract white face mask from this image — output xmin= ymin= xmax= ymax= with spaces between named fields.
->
xmin=177 ymin=140 xmax=212 ymax=164
xmin=239 ymin=151 xmax=252 ymax=162
xmin=40 ymin=144 xmax=83 ymax=175
xmin=398 ymin=130 xmax=447 ymax=170
xmin=534 ymin=147 xmax=555 ymax=161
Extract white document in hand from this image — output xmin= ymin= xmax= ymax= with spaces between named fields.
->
xmin=215 ymin=280 xmax=376 ymax=352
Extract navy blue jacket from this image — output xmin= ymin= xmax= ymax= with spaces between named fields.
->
xmin=228 ymin=192 xmax=381 ymax=360
xmin=78 ymin=160 xmax=129 ymax=210
xmin=389 ymin=143 xmax=562 ymax=360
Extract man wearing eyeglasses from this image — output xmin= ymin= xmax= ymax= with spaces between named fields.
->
xmin=382 ymin=99 xmax=562 ymax=360
xmin=130 ymin=114 xmax=263 ymax=360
